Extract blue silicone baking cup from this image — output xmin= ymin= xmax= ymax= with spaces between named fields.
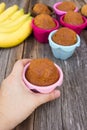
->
xmin=48 ymin=30 xmax=80 ymax=60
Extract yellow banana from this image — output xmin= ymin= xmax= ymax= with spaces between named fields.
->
xmin=0 ymin=5 xmax=19 ymax=24
xmin=0 ymin=13 xmax=31 ymax=28
xmin=8 ymin=8 xmax=24 ymax=20
xmin=0 ymin=2 xmax=6 ymax=14
xmin=0 ymin=15 xmax=32 ymax=33
xmin=0 ymin=17 xmax=33 ymax=48
xmin=0 ymin=8 xmax=24 ymax=26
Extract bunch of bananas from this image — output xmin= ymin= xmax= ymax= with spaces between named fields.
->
xmin=0 ymin=2 xmax=33 ymax=48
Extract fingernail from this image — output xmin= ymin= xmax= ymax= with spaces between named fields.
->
xmin=54 ymin=90 xmax=60 ymax=98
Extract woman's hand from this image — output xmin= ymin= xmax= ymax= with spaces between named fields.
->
xmin=0 ymin=59 xmax=60 ymax=130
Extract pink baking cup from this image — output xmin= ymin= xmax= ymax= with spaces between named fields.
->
xmin=53 ymin=2 xmax=78 ymax=20
xmin=23 ymin=62 xmax=63 ymax=94
xmin=32 ymin=18 xmax=59 ymax=43
xmin=60 ymin=15 xmax=87 ymax=34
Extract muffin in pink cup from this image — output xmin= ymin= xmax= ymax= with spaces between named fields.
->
xmin=60 ymin=11 xmax=87 ymax=34
xmin=32 ymin=14 xmax=59 ymax=43
xmin=23 ymin=58 xmax=63 ymax=94
xmin=53 ymin=1 xmax=78 ymax=21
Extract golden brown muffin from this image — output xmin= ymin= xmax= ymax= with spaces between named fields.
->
xmin=64 ymin=11 xmax=84 ymax=25
xmin=57 ymin=1 xmax=76 ymax=12
xmin=81 ymin=4 xmax=87 ymax=17
xmin=52 ymin=27 xmax=77 ymax=46
xmin=32 ymin=3 xmax=51 ymax=15
xmin=34 ymin=14 xmax=56 ymax=29
xmin=25 ymin=58 xmax=59 ymax=86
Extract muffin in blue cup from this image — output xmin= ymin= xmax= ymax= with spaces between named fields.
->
xmin=48 ymin=27 xmax=80 ymax=60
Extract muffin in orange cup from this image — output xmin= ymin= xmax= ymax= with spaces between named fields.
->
xmin=81 ymin=4 xmax=87 ymax=17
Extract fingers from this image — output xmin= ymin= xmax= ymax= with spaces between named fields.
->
xmin=17 ymin=59 xmax=31 ymax=66
xmin=11 ymin=59 xmax=31 ymax=78
xmin=34 ymin=90 xmax=60 ymax=107
xmin=14 ymin=59 xmax=31 ymax=67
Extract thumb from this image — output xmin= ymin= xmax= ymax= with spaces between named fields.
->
xmin=11 ymin=59 xmax=31 ymax=78
xmin=35 ymin=90 xmax=60 ymax=107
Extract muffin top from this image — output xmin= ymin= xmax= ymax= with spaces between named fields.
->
xmin=52 ymin=27 xmax=77 ymax=46
xmin=33 ymin=3 xmax=51 ymax=15
xmin=25 ymin=58 xmax=59 ymax=86
xmin=57 ymin=1 xmax=76 ymax=12
xmin=34 ymin=14 xmax=56 ymax=29
xmin=64 ymin=11 xmax=84 ymax=25
xmin=81 ymin=4 xmax=87 ymax=17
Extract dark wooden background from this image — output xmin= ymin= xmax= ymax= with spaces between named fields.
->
xmin=0 ymin=0 xmax=87 ymax=130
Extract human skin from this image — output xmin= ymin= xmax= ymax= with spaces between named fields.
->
xmin=0 ymin=59 xmax=60 ymax=130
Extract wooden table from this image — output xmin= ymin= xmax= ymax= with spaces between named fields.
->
xmin=0 ymin=0 xmax=87 ymax=130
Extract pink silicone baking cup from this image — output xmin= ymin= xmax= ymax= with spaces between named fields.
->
xmin=32 ymin=18 xmax=59 ymax=43
xmin=23 ymin=62 xmax=63 ymax=93
xmin=60 ymin=15 xmax=87 ymax=34
xmin=53 ymin=2 xmax=78 ymax=20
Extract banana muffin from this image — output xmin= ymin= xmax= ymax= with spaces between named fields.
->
xmin=32 ymin=3 xmax=51 ymax=15
xmin=57 ymin=1 xmax=76 ymax=12
xmin=64 ymin=11 xmax=84 ymax=25
xmin=25 ymin=58 xmax=59 ymax=86
xmin=52 ymin=27 xmax=77 ymax=46
xmin=34 ymin=14 xmax=56 ymax=29
xmin=81 ymin=4 xmax=87 ymax=17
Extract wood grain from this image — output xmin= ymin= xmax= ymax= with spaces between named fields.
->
xmin=0 ymin=0 xmax=87 ymax=130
